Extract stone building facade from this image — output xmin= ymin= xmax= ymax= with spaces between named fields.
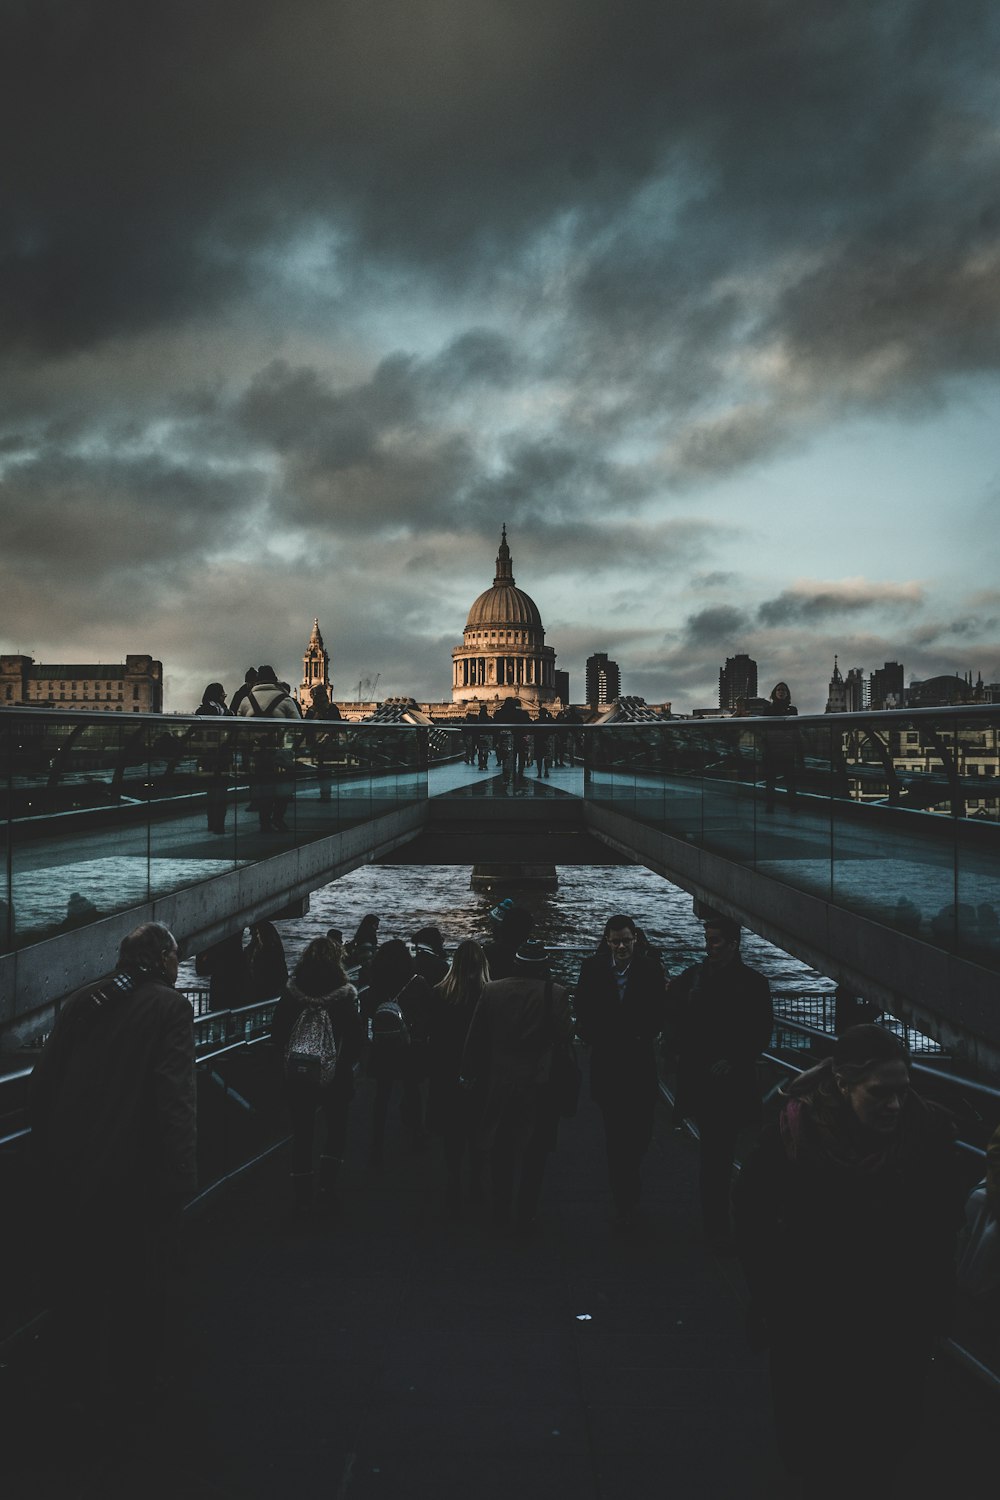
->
xmin=451 ymin=527 xmax=560 ymax=712
xmin=0 ymin=654 xmax=163 ymax=712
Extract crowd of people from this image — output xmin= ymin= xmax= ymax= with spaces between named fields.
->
xmin=27 ymin=899 xmax=987 ymax=1492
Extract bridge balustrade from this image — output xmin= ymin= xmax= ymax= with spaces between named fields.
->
xmin=580 ymin=705 xmax=1000 ymax=976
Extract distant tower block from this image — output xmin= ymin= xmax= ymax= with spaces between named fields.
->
xmin=300 ymin=618 xmax=331 ymax=713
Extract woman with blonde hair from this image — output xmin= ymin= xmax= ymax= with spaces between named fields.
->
xmin=427 ymin=940 xmax=490 ymax=1214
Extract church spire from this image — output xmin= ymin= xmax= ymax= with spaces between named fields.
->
xmin=309 ymin=617 xmax=324 ymax=648
xmin=494 ymin=524 xmax=514 ymax=586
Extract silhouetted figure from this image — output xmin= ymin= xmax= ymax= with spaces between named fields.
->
xmin=364 ymin=939 xmax=433 ymax=1168
xmin=735 ymin=1026 xmax=961 ymax=1497
xmin=196 ymin=931 xmax=248 ymax=1012
xmin=761 ymin=681 xmax=799 ymax=811
xmin=575 ymin=913 xmax=668 ymax=1228
xmin=427 ymin=940 xmax=491 ymax=1214
xmin=412 ymin=925 xmax=448 ymax=986
xmin=247 ymin=921 xmax=288 ymax=1003
xmin=667 ymin=915 xmax=772 ymax=1249
xmin=271 ymin=936 xmax=362 ymax=1216
xmin=482 ymin=903 xmax=534 ymax=980
xmin=461 ymin=940 xmax=573 ymax=1232
xmin=29 ymin=923 xmax=195 ymax=1411
xmin=196 ymin=682 xmax=230 ymax=831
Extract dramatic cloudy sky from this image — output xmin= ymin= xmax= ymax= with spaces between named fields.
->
xmin=2 ymin=1 xmax=999 ymax=713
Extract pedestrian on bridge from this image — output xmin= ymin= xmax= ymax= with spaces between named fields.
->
xmin=734 ymin=1024 xmax=961 ymax=1497
xmin=574 ymin=914 xmax=668 ymax=1228
xmin=666 ymin=914 xmax=772 ymax=1251
xmin=29 ymin=922 xmax=196 ymax=1412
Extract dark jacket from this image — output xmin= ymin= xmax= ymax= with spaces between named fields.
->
xmin=574 ymin=943 xmax=668 ymax=1106
xmin=30 ymin=973 xmax=197 ymax=1201
xmin=735 ymin=1089 xmax=960 ymax=1341
xmin=462 ymin=974 xmax=573 ymax=1152
xmin=667 ymin=956 xmax=772 ymax=1124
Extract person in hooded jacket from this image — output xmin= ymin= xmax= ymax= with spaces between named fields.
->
xmin=734 ymin=1025 xmax=961 ymax=1498
xmin=271 ymin=937 xmax=362 ymax=1215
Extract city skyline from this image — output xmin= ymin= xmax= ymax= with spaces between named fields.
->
xmin=2 ymin=5 xmax=999 ymax=715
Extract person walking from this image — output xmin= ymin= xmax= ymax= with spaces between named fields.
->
xmin=667 ymin=914 xmax=772 ymax=1250
xmin=29 ymin=923 xmax=196 ymax=1411
xmin=574 ymin=914 xmax=668 ymax=1227
xmin=734 ymin=1025 xmax=961 ymax=1498
xmin=461 ymin=939 xmax=573 ymax=1233
xmin=235 ymin=664 xmax=301 ymax=832
xmin=271 ymin=937 xmax=362 ymax=1217
xmin=761 ymin=680 xmax=799 ymax=811
xmin=195 ymin=682 xmax=230 ymax=832
xmin=363 ymin=939 xmax=433 ymax=1168
xmin=426 ymin=940 xmax=491 ymax=1215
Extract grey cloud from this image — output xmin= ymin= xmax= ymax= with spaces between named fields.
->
xmin=683 ymin=605 xmax=752 ymax=646
xmin=757 ymin=582 xmax=924 ymax=627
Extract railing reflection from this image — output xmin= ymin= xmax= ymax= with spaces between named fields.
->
xmin=0 ymin=711 xmax=451 ymax=954
xmin=581 ymin=705 xmax=1000 ymax=974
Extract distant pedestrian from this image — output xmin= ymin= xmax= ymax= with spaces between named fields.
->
xmin=195 ymin=682 xmax=230 ymax=832
xmin=236 ymin=664 xmax=301 ymax=832
xmin=228 ymin=667 xmax=259 ymax=716
xmin=247 ymin=920 xmax=288 ymax=1003
xmin=29 ymin=922 xmax=196 ymax=1411
xmin=271 ymin=937 xmax=362 ymax=1217
xmin=461 ymin=939 xmax=573 ymax=1233
xmin=427 ymin=939 xmax=491 ymax=1214
xmin=345 ymin=913 xmax=380 ymax=975
xmin=761 ymin=681 xmax=799 ymax=811
xmin=666 ymin=915 xmax=772 ymax=1250
xmin=575 ymin=914 xmax=668 ymax=1228
xmin=305 ymin=684 xmax=340 ymax=802
xmin=735 ymin=1025 xmax=961 ymax=1497
xmin=196 ymin=682 xmax=227 ymax=716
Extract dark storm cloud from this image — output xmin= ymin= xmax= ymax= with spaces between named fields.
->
xmin=683 ymin=605 xmax=752 ymax=646
xmin=757 ymin=581 xmax=923 ymax=626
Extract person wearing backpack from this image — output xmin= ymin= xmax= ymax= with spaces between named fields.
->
xmin=236 ymin=663 xmax=302 ymax=832
xmin=271 ymin=938 xmax=362 ymax=1217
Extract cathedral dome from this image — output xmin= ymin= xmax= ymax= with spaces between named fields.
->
xmin=464 ymin=527 xmax=543 ymax=631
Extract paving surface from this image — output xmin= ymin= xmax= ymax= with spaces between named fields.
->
xmin=5 ymin=1077 xmax=997 ymax=1499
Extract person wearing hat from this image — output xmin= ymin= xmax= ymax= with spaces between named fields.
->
xmin=575 ymin=914 xmax=669 ymax=1228
xmin=460 ymin=938 xmax=573 ymax=1232
xmin=481 ymin=903 xmax=534 ymax=981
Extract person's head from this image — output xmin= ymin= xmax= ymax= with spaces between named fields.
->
xmin=604 ymin=914 xmax=637 ymax=969
xmin=294 ymin=936 xmax=349 ymax=996
xmin=412 ymin=925 xmax=445 ymax=957
xmin=770 ymin=681 xmax=791 ymax=704
xmin=311 ymin=684 xmax=329 ymax=703
xmin=202 ymin=682 xmax=226 ymax=705
xmin=514 ymin=939 xmax=550 ymax=977
xmin=832 ymin=1025 xmax=910 ymax=1135
xmin=118 ymin=922 xmax=179 ymax=985
xmin=326 ymin=927 xmax=344 ymax=947
xmin=353 ymin=913 xmax=380 ymax=946
xmin=250 ymin=920 xmax=281 ymax=951
xmin=437 ymin=939 xmax=490 ymax=1003
xmin=499 ymin=906 xmax=534 ymax=947
xmin=369 ymin=938 xmax=414 ymax=996
xmin=256 ymin=664 xmax=278 ymax=684
xmin=704 ymin=915 xmax=741 ymax=965
xmin=244 ymin=667 xmax=258 ymax=686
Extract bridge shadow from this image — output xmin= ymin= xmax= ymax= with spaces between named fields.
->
xmin=5 ymin=1071 xmax=995 ymax=1499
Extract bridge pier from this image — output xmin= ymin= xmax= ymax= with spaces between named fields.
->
xmin=470 ymin=863 xmax=558 ymax=892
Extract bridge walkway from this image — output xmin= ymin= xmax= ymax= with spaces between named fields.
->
xmin=5 ymin=1075 xmax=994 ymax=1499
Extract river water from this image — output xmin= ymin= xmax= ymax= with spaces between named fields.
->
xmin=181 ymin=863 xmax=833 ymax=997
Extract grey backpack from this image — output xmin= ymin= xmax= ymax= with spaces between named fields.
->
xmin=285 ymin=999 xmax=337 ymax=1087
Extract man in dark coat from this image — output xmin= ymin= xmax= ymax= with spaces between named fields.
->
xmin=667 ymin=914 xmax=772 ymax=1248
xmin=29 ymin=922 xmax=197 ymax=1407
xmin=461 ymin=940 xmax=573 ymax=1232
xmin=574 ymin=914 xmax=668 ymax=1227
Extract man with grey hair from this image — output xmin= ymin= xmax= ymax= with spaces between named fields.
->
xmin=30 ymin=922 xmax=197 ymax=1409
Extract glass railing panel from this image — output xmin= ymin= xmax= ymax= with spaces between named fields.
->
xmin=696 ymin=720 xmax=763 ymax=867
xmin=145 ymin=719 xmax=243 ymax=897
xmin=954 ymin=713 xmax=1000 ymax=972
xmin=6 ymin=714 xmax=153 ymax=946
xmin=751 ymin=718 xmax=832 ymax=900
xmin=830 ymin=713 xmax=958 ymax=944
